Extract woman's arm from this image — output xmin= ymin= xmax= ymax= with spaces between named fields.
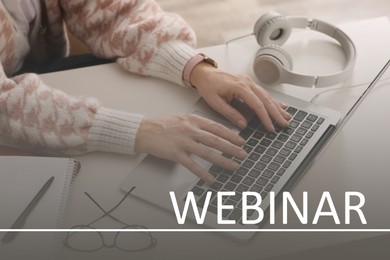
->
xmin=61 ymin=0 xmax=197 ymax=86
xmin=0 ymin=65 xmax=143 ymax=155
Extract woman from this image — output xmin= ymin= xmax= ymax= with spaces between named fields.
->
xmin=0 ymin=0 xmax=291 ymax=184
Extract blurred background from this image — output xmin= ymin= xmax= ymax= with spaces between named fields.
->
xmin=68 ymin=0 xmax=390 ymax=54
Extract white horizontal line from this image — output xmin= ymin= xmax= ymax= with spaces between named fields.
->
xmin=1 ymin=229 xmax=390 ymax=232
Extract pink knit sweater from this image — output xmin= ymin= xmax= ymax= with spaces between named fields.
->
xmin=0 ymin=0 xmax=197 ymax=154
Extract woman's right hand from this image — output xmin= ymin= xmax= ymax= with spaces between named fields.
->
xmin=134 ymin=114 xmax=248 ymax=185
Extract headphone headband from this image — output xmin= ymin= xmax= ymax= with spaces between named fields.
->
xmin=253 ymin=13 xmax=357 ymax=88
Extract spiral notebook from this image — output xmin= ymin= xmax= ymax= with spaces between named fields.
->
xmin=0 ymin=156 xmax=80 ymax=260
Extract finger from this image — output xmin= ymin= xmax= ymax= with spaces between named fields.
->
xmin=194 ymin=130 xmax=247 ymax=159
xmin=192 ymin=143 xmax=240 ymax=171
xmin=211 ymin=97 xmax=248 ymax=129
xmin=251 ymin=86 xmax=290 ymax=128
xmin=275 ymin=101 xmax=292 ymax=121
xmin=196 ymin=117 xmax=246 ymax=146
xmin=233 ymin=87 xmax=276 ymax=132
xmin=178 ymin=153 xmax=215 ymax=185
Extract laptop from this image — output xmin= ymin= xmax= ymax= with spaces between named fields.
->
xmin=121 ymin=59 xmax=390 ymax=240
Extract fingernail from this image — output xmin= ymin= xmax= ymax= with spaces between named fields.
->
xmin=239 ymin=150 xmax=248 ymax=159
xmin=285 ymin=112 xmax=292 ymax=119
xmin=238 ymin=120 xmax=247 ymax=129
xmin=231 ymin=161 xmax=240 ymax=170
xmin=206 ymin=176 xmax=215 ymax=186
xmin=237 ymin=136 xmax=246 ymax=145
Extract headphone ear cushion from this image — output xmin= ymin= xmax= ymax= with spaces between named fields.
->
xmin=253 ymin=45 xmax=293 ymax=86
xmin=254 ymin=11 xmax=292 ymax=46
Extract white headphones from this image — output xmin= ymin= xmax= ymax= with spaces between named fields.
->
xmin=253 ymin=12 xmax=356 ymax=88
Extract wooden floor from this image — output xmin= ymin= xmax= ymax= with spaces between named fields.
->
xmin=69 ymin=0 xmax=390 ymax=53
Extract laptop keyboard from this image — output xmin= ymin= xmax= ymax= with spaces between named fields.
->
xmin=189 ymin=106 xmax=325 ymax=223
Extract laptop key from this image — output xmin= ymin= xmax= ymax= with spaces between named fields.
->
xmin=302 ymin=121 xmax=313 ymax=129
xmin=253 ymin=131 xmax=265 ymax=140
xmin=250 ymin=184 xmax=264 ymax=193
xmin=279 ymin=148 xmax=291 ymax=157
xmin=230 ymin=192 xmax=242 ymax=202
xmin=277 ymin=134 xmax=289 ymax=142
xmin=306 ymin=131 xmax=315 ymax=139
xmin=260 ymin=139 xmax=272 ymax=147
xmin=317 ymin=117 xmax=325 ymax=124
xmin=242 ymin=159 xmax=255 ymax=169
xmin=191 ymin=186 xmax=205 ymax=196
xmin=237 ymin=184 xmax=250 ymax=193
xmin=256 ymin=176 xmax=269 ymax=186
xmin=265 ymin=183 xmax=274 ymax=192
xmin=210 ymin=181 xmax=223 ymax=191
xmin=254 ymin=162 xmax=267 ymax=171
xmin=260 ymin=154 xmax=272 ymax=163
xmin=239 ymin=128 xmax=254 ymax=140
xmin=307 ymin=114 xmax=319 ymax=122
xmin=262 ymin=169 xmax=275 ymax=179
xmin=248 ymin=152 xmax=261 ymax=161
xmin=294 ymin=110 xmax=308 ymax=121
xmin=254 ymin=145 xmax=267 ymax=154
xmin=283 ymin=128 xmax=295 ymax=135
xmin=274 ymin=155 xmax=286 ymax=164
xmin=283 ymin=160 xmax=292 ymax=168
xmin=247 ymin=138 xmax=259 ymax=147
xmin=236 ymin=167 xmax=249 ymax=176
xmin=249 ymin=169 xmax=262 ymax=178
xmin=291 ymin=134 xmax=302 ymax=143
xmin=243 ymin=176 xmax=255 ymax=186
xmin=289 ymin=120 xmax=300 ymax=129
xmin=266 ymin=147 xmax=278 ymax=156
xmin=312 ymin=124 xmax=320 ymax=131
xmin=286 ymin=107 xmax=298 ymax=115
xmin=231 ymin=174 xmax=243 ymax=183
xmin=224 ymin=182 xmax=237 ymax=191
xmin=271 ymin=176 xmax=280 ymax=184
xmin=300 ymin=138 xmax=309 ymax=146
xmin=296 ymin=127 xmax=308 ymax=136
xmin=276 ymin=168 xmax=286 ymax=176
xmin=285 ymin=141 xmax=297 ymax=150
xmin=295 ymin=145 xmax=304 ymax=153
xmin=268 ymin=162 xmax=280 ymax=171
xmin=196 ymin=179 xmax=205 ymax=187
xmin=271 ymin=140 xmax=283 ymax=149
xmin=266 ymin=132 xmax=277 ymax=140
xmin=217 ymin=174 xmax=230 ymax=183
xmin=243 ymin=145 xmax=253 ymax=154
xmin=289 ymin=153 xmax=298 ymax=161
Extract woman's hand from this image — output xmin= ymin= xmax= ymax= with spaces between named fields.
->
xmin=190 ymin=63 xmax=292 ymax=132
xmin=135 ymin=115 xmax=247 ymax=185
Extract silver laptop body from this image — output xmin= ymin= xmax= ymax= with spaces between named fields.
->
xmin=121 ymin=60 xmax=389 ymax=240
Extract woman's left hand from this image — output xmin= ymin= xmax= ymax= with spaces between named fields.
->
xmin=190 ymin=63 xmax=292 ymax=132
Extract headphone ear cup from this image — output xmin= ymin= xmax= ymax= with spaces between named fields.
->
xmin=253 ymin=45 xmax=293 ymax=86
xmin=254 ymin=11 xmax=292 ymax=46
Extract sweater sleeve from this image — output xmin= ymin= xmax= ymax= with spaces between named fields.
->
xmin=0 ymin=66 xmax=143 ymax=155
xmin=60 ymin=0 xmax=198 ymax=86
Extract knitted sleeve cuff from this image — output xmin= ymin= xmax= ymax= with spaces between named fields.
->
xmin=87 ymin=107 xmax=143 ymax=154
xmin=145 ymin=41 xmax=197 ymax=86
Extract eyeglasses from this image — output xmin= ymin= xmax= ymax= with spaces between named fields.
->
xmin=63 ymin=186 xmax=157 ymax=252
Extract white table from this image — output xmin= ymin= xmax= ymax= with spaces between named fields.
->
xmin=37 ymin=17 xmax=390 ymax=259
